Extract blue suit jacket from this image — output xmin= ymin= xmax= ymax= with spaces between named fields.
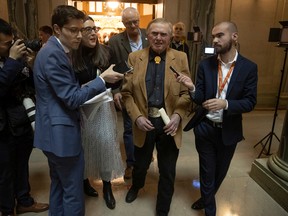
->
xmin=194 ymin=54 xmax=258 ymax=145
xmin=33 ymin=36 xmax=106 ymax=157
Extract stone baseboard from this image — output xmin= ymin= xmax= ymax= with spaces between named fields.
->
xmin=250 ymin=158 xmax=288 ymax=212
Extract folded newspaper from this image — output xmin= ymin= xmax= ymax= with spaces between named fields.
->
xmin=83 ymin=88 xmax=113 ymax=105
xmin=158 ymin=108 xmax=176 ymax=136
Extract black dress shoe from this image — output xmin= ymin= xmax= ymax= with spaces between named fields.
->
xmin=103 ymin=181 xmax=116 ymax=209
xmin=191 ymin=197 xmax=204 ymax=210
xmin=125 ymin=186 xmax=139 ymax=203
xmin=83 ymin=179 xmax=98 ymax=197
xmin=0 ymin=212 xmax=15 ymax=216
xmin=156 ymin=211 xmax=168 ymax=216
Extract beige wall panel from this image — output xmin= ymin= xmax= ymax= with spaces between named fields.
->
xmin=37 ymin=0 xmax=67 ymax=28
xmin=0 ymin=0 xmax=9 ymax=21
xmin=214 ymin=0 xmax=288 ymax=108
xmin=163 ymin=0 xmax=191 ymax=31
xmin=37 ymin=0 xmax=52 ymax=28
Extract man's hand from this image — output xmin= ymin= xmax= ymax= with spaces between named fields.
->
xmin=9 ymin=39 xmax=27 ymax=60
xmin=136 ymin=116 xmax=155 ymax=131
xmin=114 ymin=92 xmax=123 ymax=110
xmin=176 ymin=74 xmax=195 ymax=91
xmin=202 ymin=98 xmax=227 ymax=111
xmin=100 ymin=64 xmax=124 ymax=83
xmin=164 ymin=113 xmax=181 ymax=136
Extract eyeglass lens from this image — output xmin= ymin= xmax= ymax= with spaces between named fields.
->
xmin=83 ymin=26 xmax=98 ymax=34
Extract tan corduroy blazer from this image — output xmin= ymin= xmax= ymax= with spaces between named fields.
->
xmin=121 ymin=47 xmax=191 ymax=149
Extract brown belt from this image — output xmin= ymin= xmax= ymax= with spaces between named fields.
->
xmin=148 ymin=107 xmax=161 ymax=118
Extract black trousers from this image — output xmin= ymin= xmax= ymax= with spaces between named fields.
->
xmin=132 ymin=117 xmax=179 ymax=215
xmin=194 ymin=121 xmax=237 ymax=216
xmin=0 ymin=131 xmax=34 ymax=214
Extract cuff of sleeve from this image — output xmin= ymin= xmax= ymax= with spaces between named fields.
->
xmin=189 ymin=88 xmax=195 ymax=98
xmin=225 ymin=99 xmax=229 ymax=110
xmin=99 ymin=76 xmax=105 ymax=85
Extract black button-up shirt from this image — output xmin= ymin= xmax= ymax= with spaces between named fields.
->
xmin=146 ymin=49 xmax=166 ymax=108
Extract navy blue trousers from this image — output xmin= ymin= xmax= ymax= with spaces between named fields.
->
xmin=194 ymin=121 xmax=237 ymax=216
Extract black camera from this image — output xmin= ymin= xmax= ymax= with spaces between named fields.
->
xmin=23 ymin=39 xmax=42 ymax=52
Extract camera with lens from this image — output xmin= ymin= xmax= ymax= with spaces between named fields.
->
xmin=23 ymin=39 xmax=42 ymax=52
xmin=22 ymin=97 xmax=36 ymax=131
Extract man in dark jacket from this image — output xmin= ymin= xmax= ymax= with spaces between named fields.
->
xmin=0 ymin=18 xmax=48 ymax=216
xmin=177 ymin=21 xmax=257 ymax=216
xmin=109 ymin=7 xmax=149 ymax=179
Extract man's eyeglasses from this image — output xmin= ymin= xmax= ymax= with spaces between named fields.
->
xmin=62 ymin=27 xmax=84 ymax=36
xmin=124 ymin=20 xmax=139 ymax=26
xmin=82 ymin=26 xmax=99 ymax=34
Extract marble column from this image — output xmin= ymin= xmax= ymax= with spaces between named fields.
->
xmin=268 ymin=107 xmax=288 ymax=181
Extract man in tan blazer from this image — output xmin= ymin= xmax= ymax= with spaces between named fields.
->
xmin=121 ymin=18 xmax=191 ymax=216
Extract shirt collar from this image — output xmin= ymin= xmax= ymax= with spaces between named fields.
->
xmin=54 ymin=36 xmax=70 ymax=54
xmin=127 ymin=29 xmax=142 ymax=43
xmin=172 ymin=38 xmax=183 ymax=45
xmin=149 ymin=48 xmax=166 ymax=62
xmin=218 ymin=50 xmax=238 ymax=66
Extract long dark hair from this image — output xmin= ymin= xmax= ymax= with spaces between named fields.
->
xmin=72 ymin=16 xmax=111 ymax=73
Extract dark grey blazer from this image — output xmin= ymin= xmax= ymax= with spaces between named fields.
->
xmin=108 ymin=28 xmax=149 ymax=65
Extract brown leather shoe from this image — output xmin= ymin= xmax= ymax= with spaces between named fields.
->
xmin=16 ymin=202 xmax=49 ymax=214
xmin=124 ymin=166 xmax=133 ymax=179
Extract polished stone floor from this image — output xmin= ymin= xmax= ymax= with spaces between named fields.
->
xmin=26 ymin=110 xmax=288 ymax=216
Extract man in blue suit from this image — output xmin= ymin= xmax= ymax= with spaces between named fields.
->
xmin=176 ymin=21 xmax=258 ymax=216
xmin=33 ymin=5 xmax=123 ymax=216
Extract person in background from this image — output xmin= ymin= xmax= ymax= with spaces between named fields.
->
xmin=109 ymin=31 xmax=117 ymax=39
xmin=109 ymin=7 xmax=149 ymax=179
xmin=177 ymin=21 xmax=258 ymax=216
xmin=170 ymin=22 xmax=190 ymax=65
xmin=122 ymin=18 xmax=191 ymax=216
xmin=103 ymin=32 xmax=109 ymax=45
xmin=38 ymin=25 xmax=52 ymax=46
xmin=0 ymin=18 xmax=49 ymax=216
xmin=33 ymin=5 xmax=123 ymax=216
xmin=72 ymin=16 xmax=124 ymax=210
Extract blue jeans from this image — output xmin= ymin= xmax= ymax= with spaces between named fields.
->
xmin=122 ymin=109 xmax=135 ymax=167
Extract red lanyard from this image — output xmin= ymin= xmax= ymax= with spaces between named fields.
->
xmin=218 ymin=61 xmax=235 ymax=96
